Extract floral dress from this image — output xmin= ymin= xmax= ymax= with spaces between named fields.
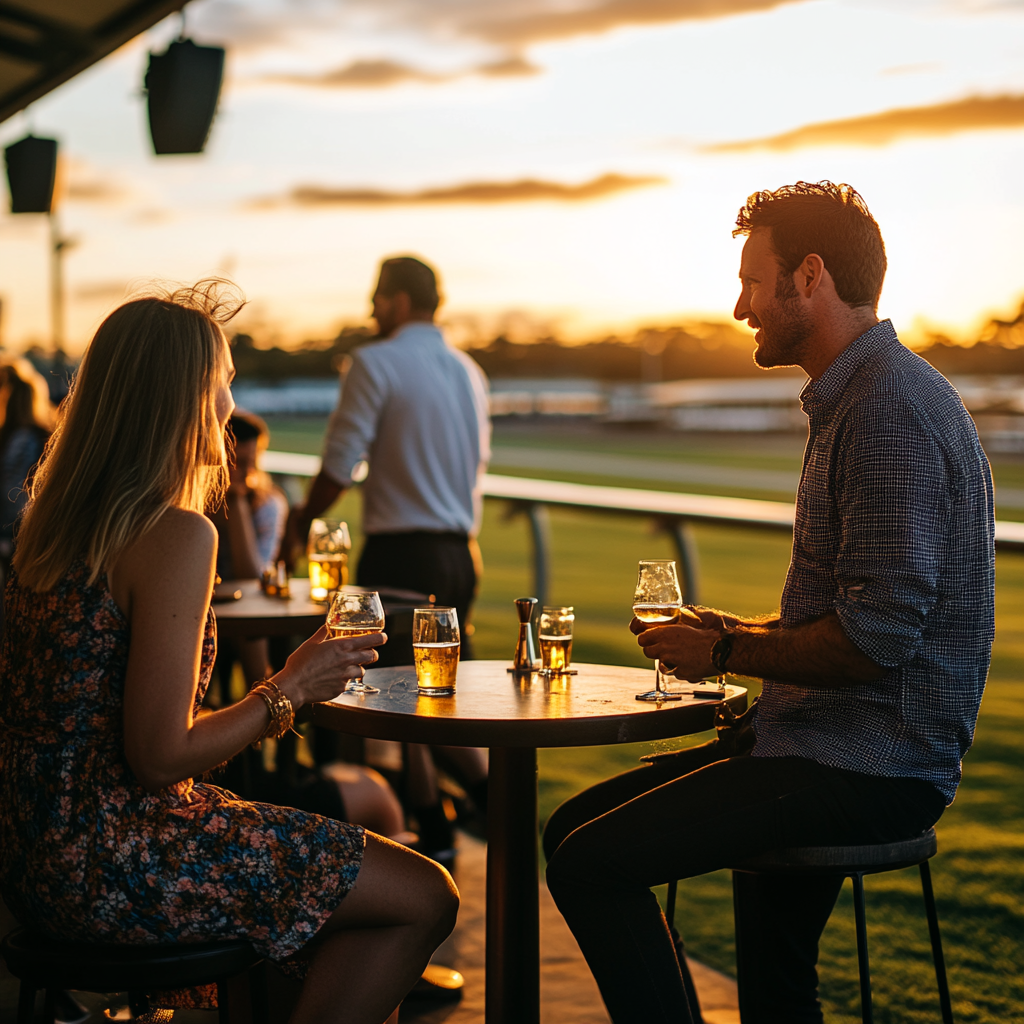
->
xmin=0 ymin=560 xmax=364 ymax=1002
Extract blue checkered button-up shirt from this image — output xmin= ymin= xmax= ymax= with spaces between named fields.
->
xmin=751 ymin=320 xmax=995 ymax=803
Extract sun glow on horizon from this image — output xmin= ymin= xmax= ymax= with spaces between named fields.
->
xmin=2 ymin=0 xmax=1024 ymax=355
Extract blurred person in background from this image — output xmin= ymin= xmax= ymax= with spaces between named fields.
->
xmin=208 ymin=410 xmax=288 ymax=691
xmin=0 ymin=358 xmax=54 ymax=571
xmin=283 ymin=255 xmax=491 ymax=862
xmin=208 ymin=411 xmax=411 ymax=851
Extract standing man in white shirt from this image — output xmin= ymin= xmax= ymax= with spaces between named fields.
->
xmin=286 ymin=255 xmax=491 ymax=641
xmin=284 ymin=256 xmax=491 ymax=861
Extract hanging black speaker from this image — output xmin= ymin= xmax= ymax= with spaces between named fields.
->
xmin=4 ymin=135 xmax=58 ymax=213
xmin=145 ymin=38 xmax=225 ymax=155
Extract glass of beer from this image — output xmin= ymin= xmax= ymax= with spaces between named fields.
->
xmin=412 ymin=607 xmax=460 ymax=696
xmin=327 ymin=590 xmax=385 ymax=695
xmin=632 ymin=559 xmax=683 ymax=702
xmin=307 ymin=518 xmax=351 ymax=603
xmin=539 ymin=606 xmax=574 ymax=674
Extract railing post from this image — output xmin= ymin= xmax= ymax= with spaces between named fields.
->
xmin=526 ymin=502 xmax=551 ymax=610
xmin=666 ymin=518 xmax=700 ymax=605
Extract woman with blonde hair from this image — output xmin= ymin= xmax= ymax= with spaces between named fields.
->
xmin=0 ymin=283 xmax=458 ymax=1024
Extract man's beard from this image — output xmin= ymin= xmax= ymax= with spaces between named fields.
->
xmin=753 ymin=276 xmax=813 ymax=369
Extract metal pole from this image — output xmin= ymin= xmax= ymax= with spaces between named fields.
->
xmin=666 ymin=518 xmax=700 ymax=605
xmin=486 ymin=746 xmax=540 ymax=1024
xmin=48 ymin=211 xmax=64 ymax=350
xmin=526 ymin=502 xmax=550 ymax=610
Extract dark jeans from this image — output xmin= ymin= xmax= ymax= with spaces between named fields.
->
xmin=358 ymin=531 xmax=477 ymax=659
xmin=543 ymin=741 xmax=946 ymax=1024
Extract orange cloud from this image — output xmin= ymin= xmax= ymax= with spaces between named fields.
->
xmin=464 ymin=0 xmax=796 ymax=46
xmin=251 ymin=173 xmax=666 ymax=207
xmin=705 ymin=94 xmax=1024 ymax=152
xmin=198 ymin=0 xmax=801 ymax=58
xmin=267 ymin=54 xmax=540 ymax=88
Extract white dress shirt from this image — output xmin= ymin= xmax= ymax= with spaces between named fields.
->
xmin=321 ymin=321 xmax=491 ymax=536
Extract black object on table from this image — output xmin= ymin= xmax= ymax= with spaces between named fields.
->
xmin=311 ymin=659 xmax=747 ymax=1024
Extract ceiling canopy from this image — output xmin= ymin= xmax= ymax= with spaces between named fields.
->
xmin=0 ymin=0 xmax=186 ymax=124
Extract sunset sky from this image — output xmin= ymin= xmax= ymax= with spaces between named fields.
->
xmin=2 ymin=0 xmax=1024 ymax=353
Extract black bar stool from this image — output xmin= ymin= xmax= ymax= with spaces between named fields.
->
xmin=665 ymin=827 xmax=954 ymax=1024
xmin=1 ymin=928 xmax=268 ymax=1024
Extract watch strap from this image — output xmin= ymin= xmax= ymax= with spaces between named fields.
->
xmin=710 ymin=631 xmax=734 ymax=674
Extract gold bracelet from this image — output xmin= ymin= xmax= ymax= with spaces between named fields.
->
xmin=250 ymin=688 xmax=277 ymax=745
xmin=249 ymin=678 xmax=295 ymax=745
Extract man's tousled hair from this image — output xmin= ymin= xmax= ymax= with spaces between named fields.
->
xmin=734 ymin=181 xmax=886 ymax=309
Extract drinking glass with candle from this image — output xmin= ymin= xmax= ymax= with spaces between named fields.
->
xmin=413 ymin=607 xmax=460 ymax=696
xmin=307 ymin=519 xmax=350 ymax=603
xmin=327 ymin=590 xmax=385 ymax=694
xmin=539 ymin=606 xmax=574 ymax=674
xmin=632 ymin=559 xmax=683 ymax=702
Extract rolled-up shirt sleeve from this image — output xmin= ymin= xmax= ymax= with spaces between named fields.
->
xmin=833 ymin=400 xmax=951 ymax=668
xmin=321 ymin=354 xmax=385 ymax=486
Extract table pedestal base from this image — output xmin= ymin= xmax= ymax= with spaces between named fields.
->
xmin=485 ymin=746 xmax=539 ymax=1024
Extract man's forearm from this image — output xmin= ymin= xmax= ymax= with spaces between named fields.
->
xmin=686 ymin=605 xmax=780 ymax=631
xmin=643 ymin=611 xmax=886 ymax=688
xmin=728 ymin=613 xmax=885 ymax=688
xmin=297 ymin=471 xmax=347 ymax=531
xmin=280 ymin=471 xmax=349 ymax=567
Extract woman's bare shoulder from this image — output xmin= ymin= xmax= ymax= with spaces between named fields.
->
xmin=113 ymin=508 xmax=216 ymax=600
xmin=146 ymin=507 xmax=217 ymax=548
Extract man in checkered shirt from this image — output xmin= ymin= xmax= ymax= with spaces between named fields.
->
xmin=544 ymin=182 xmax=995 ymax=1024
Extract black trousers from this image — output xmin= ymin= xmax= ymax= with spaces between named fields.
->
xmin=543 ymin=741 xmax=946 ymax=1024
xmin=357 ymin=531 xmax=477 ymax=659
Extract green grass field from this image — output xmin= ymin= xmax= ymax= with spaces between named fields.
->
xmin=267 ymin=416 xmax=1024 ymax=1024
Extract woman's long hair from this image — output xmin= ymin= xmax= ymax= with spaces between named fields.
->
xmin=0 ymin=358 xmax=55 ymax=450
xmin=14 ymin=281 xmax=243 ymax=592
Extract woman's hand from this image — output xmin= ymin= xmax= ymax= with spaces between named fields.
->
xmin=274 ymin=625 xmax=387 ymax=707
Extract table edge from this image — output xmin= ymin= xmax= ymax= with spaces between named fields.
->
xmin=310 ymin=686 xmax=747 ymax=748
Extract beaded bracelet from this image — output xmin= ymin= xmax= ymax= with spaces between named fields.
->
xmin=249 ymin=677 xmax=295 ymax=746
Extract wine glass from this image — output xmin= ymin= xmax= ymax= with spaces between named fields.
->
xmin=326 ymin=590 xmax=385 ymax=695
xmin=307 ymin=519 xmax=351 ymax=604
xmin=632 ymin=559 xmax=683 ymax=702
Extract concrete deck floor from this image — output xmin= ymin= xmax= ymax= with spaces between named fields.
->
xmin=0 ymin=834 xmax=739 ymax=1023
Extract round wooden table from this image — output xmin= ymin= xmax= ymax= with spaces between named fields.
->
xmin=213 ymin=580 xmax=429 ymax=641
xmin=311 ymin=660 xmax=747 ymax=1024
xmin=213 ymin=578 xmax=328 ymax=640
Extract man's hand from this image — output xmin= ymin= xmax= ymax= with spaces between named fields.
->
xmin=278 ymin=470 xmax=348 ymax=570
xmin=635 ymin=622 xmax=719 ymax=681
xmin=681 ymin=605 xmax=729 ymax=631
xmin=628 ymin=606 xmax=703 ymax=635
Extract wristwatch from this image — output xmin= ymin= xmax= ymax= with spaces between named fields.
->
xmin=710 ymin=631 xmax=734 ymax=675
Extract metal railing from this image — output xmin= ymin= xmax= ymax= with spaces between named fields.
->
xmin=262 ymin=449 xmax=1024 ymax=608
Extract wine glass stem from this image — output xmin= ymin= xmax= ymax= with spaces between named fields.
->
xmin=655 ymin=658 xmax=663 ymax=693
